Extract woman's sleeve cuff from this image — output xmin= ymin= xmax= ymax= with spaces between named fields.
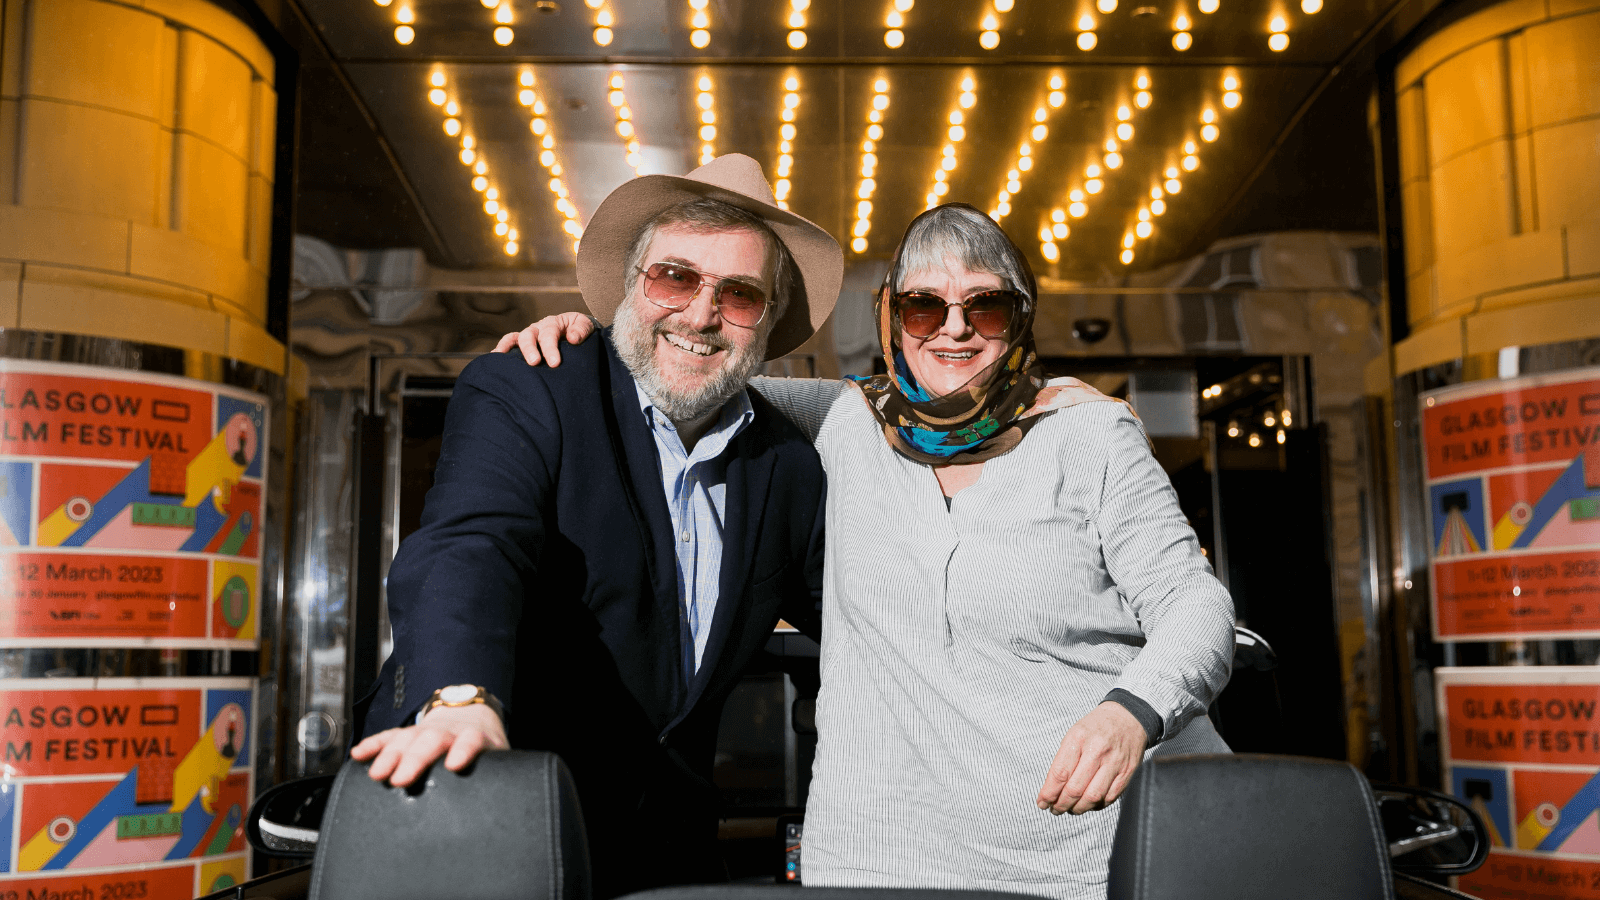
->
xmin=1104 ymin=688 xmax=1164 ymax=746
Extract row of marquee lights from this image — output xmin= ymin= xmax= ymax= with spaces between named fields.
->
xmin=428 ymin=69 xmax=522 ymax=255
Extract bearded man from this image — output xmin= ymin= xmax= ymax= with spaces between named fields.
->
xmin=352 ymin=155 xmax=841 ymax=897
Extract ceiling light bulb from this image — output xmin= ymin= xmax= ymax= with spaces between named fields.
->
xmin=494 ymin=26 xmax=514 ymax=44
xmin=1268 ymin=32 xmax=1288 ymax=50
xmin=1051 ymin=208 xmax=1066 ymax=223
xmin=885 ymin=27 xmax=905 ymax=46
xmin=873 ymin=94 xmax=890 ymax=111
xmin=886 ymin=9 xmax=905 ymax=27
xmin=1041 ymin=241 xmax=1059 ymax=261
xmin=484 ymin=199 xmax=498 ymax=214
xmin=852 ymin=237 xmax=868 ymax=253
xmin=1117 ymin=105 xmax=1131 ymax=120
xmin=874 ymin=78 xmax=890 ymax=93
xmin=396 ymin=5 xmax=414 ymax=23
xmin=1077 ymin=30 xmax=1097 ymax=50
xmin=1164 ymin=165 xmax=1178 ymax=177
xmin=1165 ymin=177 xmax=1182 ymax=193
xmin=1052 ymin=222 xmax=1069 ymax=239
xmin=593 ymin=25 xmax=613 ymax=45
xmin=1136 ymin=74 xmax=1151 ymax=89
xmin=699 ymin=124 xmax=716 ymax=140
xmin=996 ymin=201 xmax=1010 ymax=216
xmin=496 ymin=209 xmax=509 ymax=223
xmin=866 ymin=152 xmax=880 ymax=166
xmin=700 ymin=109 xmax=715 ymax=124
xmin=1173 ymin=30 xmax=1192 ymax=49
xmin=995 ymin=0 xmax=1015 ymax=10
xmin=1120 ymin=249 xmax=1134 ymax=264
xmin=496 ymin=222 xmax=509 ymax=236
xmin=394 ymin=25 xmax=415 ymax=44
xmin=1201 ymin=123 xmax=1219 ymax=141
xmin=1116 ymin=122 xmax=1133 ymax=140
xmin=1223 ymin=74 xmax=1239 ymax=90
xmin=1050 ymin=74 xmax=1066 ymax=90
xmin=429 ymin=88 xmax=447 ymax=105
xmin=495 ymin=3 xmax=513 ymax=23
xmin=1086 ymin=164 xmax=1102 ymax=177
xmin=1302 ymin=0 xmax=1322 ymax=11
xmin=1199 ymin=0 xmax=1219 ymax=10
xmin=860 ymin=178 xmax=876 ymax=197
xmin=1152 ymin=198 xmax=1166 ymax=214
xmin=1070 ymin=201 xmax=1088 ymax=217
xmin=784 ymin=93 xmax=800 ymax=109
xmin=1079 ymin=13 xmax=1096 ymax=29
xmin=933 ymin=168 xmax=946 ymax=182
xmin=785 ymin=77 xmax=801 ymax=91
xmin=1105 ymin=151 xmax=1122 ymax=168
xmin=476 ymin=160 xmax=488 ymax=174
xmin=1223 ymin=90 xmax=1241 ymax=108
xmin=793 ymin=0 xmax=810 ymax=8
xmin=473 ymin=176 xmax=489 ymax=191
xmin=696 ymin=92 xmax=714 ymax=110
xmin=1020 ymin=143 xmax=1032 ymax=155
xmin=789 ymin=11 xmax=806 ymax=27
xmin=1138 ymin=208 xmax=1150 ymax=221
xmin=1151 ymin=186 xmax=1164 ymax=199
xmin=540 ymin=150 xmax=555 ymax=166
xmin=1122 ymin=232 xmax=1135 ymax=248
xmin=1136 ymin=221 xmax=1153 ymax=238
xmin=1040 ymin=226 xmax=1055 ymax=242
xmin=691 ymin=28 xmax=710 ymax=47
xmin=618 ymin=120 xmax=634 ymax=137
xmin=783 ymin=123 xmax=798 ymax=139
xmin=961 ymin=91 xmax=978 ymax=108
xmin=941 ymin=156 xmax=957 ymax=171
xmin=1175 ymin=13 xmax=1190 ymax=28
xmin=1097 ymin=0 xmax=1117 ymax=11
xmin=895 ymin=0 xmax=914 ymax=10
xmin=933 ymin=181 xmax=949 ymax=197
xmin=1269 ymin=15 xmax=1287 ymax=30
xmin=485 ymin=187 xmax=498 ymax=200
xmin=530 ymin=117 xmax=548 ymax=135
xmin=858 ymin=200 xmax=873 ymax=216
xmin=618 ymin=105 xmax=632 ymax=120
xmin=949 ymin=110 xmax=965 ymax=125
xmin=1202 ymin=107 xmax=1217 ymax=123
xmin=1135 ymin=90 xmax=1152 ymax=108
xmin=1070 ymin=189 xmax=1085 ymax=202
xmin=444 ymin=118 xmax=461 ymax=136
xmin=1049 ymin=90 xmax=1066 ymax=108
xmin=1086 ymin=178 xmax=1103 ymax=193
xmin=1018 ymin=157 xmax=1033 ymax=171
xmin=949 ymin=124 xmax=966 ymax=141
xmin=431 ymin=71 xmax=447 ymax=87
xmin=1032 ymin=123 xmax=1048 ymax=141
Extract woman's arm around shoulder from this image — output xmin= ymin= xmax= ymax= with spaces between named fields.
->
xmin=749 ymin=376 xmax=850 ymax=445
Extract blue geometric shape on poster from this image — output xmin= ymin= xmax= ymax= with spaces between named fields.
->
xmin=0 ymin=461 xmax=32 ymax=546
xmin=205 ymin=688 xmax=252 ymax=771
xmin=163 ymin=792 xmax=215 ymax=860
xmin=178 ymin=492 xmax=227 ymax=553
xmin=216 ymin=395 xmax=265 ymax=479
xmin=59 ymin=459 xmax=185 ymax=547
xmin=0 ymin=781 xmax=15 ymax=872
xmin=41 ymin=769 xmax=139 ymax=869
xmin=1511 ymin=455 xmax=1600 ymax=550
xmin=1537 ymin=769 xmax=1600 ymax=852
xmin=1453 ymin=766 xmax=1511 ymax=848
xmin=1431 ymin=479 xmax=1487 ymax=556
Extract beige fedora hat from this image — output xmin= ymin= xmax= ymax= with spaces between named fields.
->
xmin=575 ymin=154 xmax=843 ymax=361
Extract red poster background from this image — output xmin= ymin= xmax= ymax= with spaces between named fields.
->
xmin=0 ymin=373 xmax=213 ymax=465
xmin=0 ymin=554 xmax=208 ymax=640
xmin=0 ymin=865 xmax=194 ymax=900
xmin=1423 ymin=379 xmax=1600 ymax=480
xmin=0 ymin=688 xmax=202 ymax=778
xmin=1444 ymin=683 xmax=1600 ymax=766
xmin=1434 ymin=551 xmax=1600 ymax=637
xmin=1459 ymin=850 xmax=1600 ymax=899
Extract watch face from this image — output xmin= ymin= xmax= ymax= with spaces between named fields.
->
xmin=439 ymin=684 xmax=477 ymax=703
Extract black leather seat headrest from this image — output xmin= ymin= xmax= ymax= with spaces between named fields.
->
xmin=309 ymin=750 xmax=590 ymax=900
xmin=621 ymin=887 xmax=1049 ymax=900
xmin=1108 ymin=754 xmax=1393 ymax=900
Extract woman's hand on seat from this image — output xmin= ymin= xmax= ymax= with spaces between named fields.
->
xmin=1036 ymin=701 xmax=1148 ymax=815
xmin=493 ymin=313 xmax=596 ymax=366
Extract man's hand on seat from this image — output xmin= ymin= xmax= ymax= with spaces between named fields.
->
xmin=1036 ymin=701 xmax=1148 ymax=815
xmin=493 ymin=312 xmax=596 ymax=366
xmin=350 ymin=704 xmax=508 ymax=787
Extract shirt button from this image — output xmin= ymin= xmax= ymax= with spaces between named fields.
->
xmin=681 ymin=531 xmax=690 ymax=542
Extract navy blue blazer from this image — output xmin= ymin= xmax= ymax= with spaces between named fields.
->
xmin=358 ymin=331 xmax=824 ymax=886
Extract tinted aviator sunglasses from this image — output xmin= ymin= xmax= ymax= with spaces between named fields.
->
xmin=892 ymin=289 xmax=1025 ymax=340
xmin=637 ymin=262 xmax=770 ymax=329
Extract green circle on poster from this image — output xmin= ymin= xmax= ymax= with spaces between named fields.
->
xmin=221 ymin=576 xmax=251 ymax=629
xmin=209 ymin=874 xmax=237 ymax=891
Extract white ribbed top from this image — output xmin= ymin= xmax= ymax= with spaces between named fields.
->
xmin=750 ymin=377 xmax=1235 ymax=900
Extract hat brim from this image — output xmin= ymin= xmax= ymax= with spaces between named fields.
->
xmin=575 ymin=157 xmax=843 ymax=361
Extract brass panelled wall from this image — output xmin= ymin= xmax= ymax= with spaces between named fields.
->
xmin=1393 ymin=0 xmax=1600 ymax=374
xmin=0 ymin=0 xmax=283 ymax=376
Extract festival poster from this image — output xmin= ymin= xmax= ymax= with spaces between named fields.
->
xmin=0 ymin=361 xmax=268 ymax=648
xmin=1440 ymin=667 xmax=1600 ymax=900
xmin=0 ymin=678 xmax=254 ymax=897
xmin=1421 ymin=369 xmax=1600 ymax=640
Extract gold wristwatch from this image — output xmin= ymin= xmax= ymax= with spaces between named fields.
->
xmin=420 ymin=684 xmax=504 ymax=721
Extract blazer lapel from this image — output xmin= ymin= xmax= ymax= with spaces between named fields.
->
xmin=681 ymin=408 xmax=775 ymax=713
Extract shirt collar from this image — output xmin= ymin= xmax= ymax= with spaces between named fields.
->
xmin=635 ymin=382 xmax=755 ymax=460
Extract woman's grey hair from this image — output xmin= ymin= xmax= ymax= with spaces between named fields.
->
xmin=892 ymin=204 xmax=1029 ymax=299
xmin=622 ymin=198 xmax=793 ymax=326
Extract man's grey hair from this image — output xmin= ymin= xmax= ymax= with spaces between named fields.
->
xmin=622 ymin=198 xmax=793 ymax=326
xmin=892 ymin=204 xmax=1030 ymax=300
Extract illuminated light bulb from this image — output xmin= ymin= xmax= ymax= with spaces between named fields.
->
xmin=1269 ymin=15 xmax=1287 ymax=31
xmin=869 ymin=109 xmax=882 ymax=122
xmin=1151 ymin=198 xmax=1166 ymax=214
xmin=1172 ymin=30 xmax=1193 ymax=49
xmin=1138 ymin=208 xmax=1150 ymax=221
xmin=494 ymin=24 xmax=516 ymax=42
xmin=1202 ymin=108 xmax=1217 ymax=124
xmin=784 ymin=77 xmax=801 ymax=93
xmin=1086 ymin=178 xmax=1103 ymax=194
xmin=784 ymin=93 xmax=801 ymax=109
xmin=1007 ymin=178 xmax=1020 ymax=193
xmin=1200 ymin=0 xmax=1219 ymax=10
xmin=1223 ymin=74 xmax=1239 ymax=90
xmin=481 ymin=0 xmax=497 ymax=8
xmin=485 ymin=199 xmax=498 ymax=214
xmin=429 ymin=89 xmax=447 ymax=105
xmin=1077 ymin=30 xmax=1097 ymax=50
xmin=444 ymin=118 xmax=462 ymax=136
xmin=1117 ymin=105 xmax=1131 ymax=121
xmin=1116 ymin=122 xmax=1133 ymax=140
xmin=396 ymin=5 xmax=415 ymax=22
xmin=1223 ymin=90 xmax=1241 ymax=108
xmin=781 ymin=140 xmax=793 ymax=152
xmin=691 ymin=9 xmax=710 ymax=27
xmin=782 ymin=123 xmax=798 ymax=140
xmin=961 ymin=91 xmax=978 ymax=109
xmin=997 ymin=200 xmax=1011 ymax=217
xmin=496 ymin=1 xmax=513 ymax=22
xmin=431 ymin=71 xmax=446 ymax=87
xmin=593 ymin=26 xmax=613 ymax=45
xmin=1049 ymin=90 xmax=1066 ymax=108
xmin=925 ymin=192 xmax=939 ymax=207
xmin=473 ymin=176 xmax=489 ymax=191
xmin=1226 ymin=421 xmax=1240 ymax=437
xmin=788 ymin=29 xmax=807 ymax=47
xmin=1069 ymin=201 xmax=1087 ymax=217
xmin=617 ymin=120 xmax=634 ymax=137
xmin=1165 ymin=178 xmax=1182 ymax=193
xmin=1120 ymin=248 xmax=1134 ymax=264
xmin=885 ymin=28 xmax=905 ymax=47
xmin=793 ymin=0 xmax=811 ymax=8
xmin=627 ymin=151 xmax=642 ymax=166
xmin=691 ymin=28 xmax=710 ymax=47
xmin=394 ymin=25 xmax=415 ymax=44
xmin=1135 ymin=220 xmax=1153 ymax=238
xmin=996 ymin=0 xmax=1015 ymax=10
xmin=699 ymin=124 xmax=716 ymax=140
xmin=866 ymin=124 xmax=883 ymax=141
xmin=693 ymin=92 xmax=713 ymax=110
xmin=540 ymin=150 xmax=556 ymax=167
xmin=949 ymin=125 xmax=966 ymax=141
xmin=859 ymin=178 xmax=876 ymax=197
xmin=941 ymin=156 xmax=957 ymax=171
xmin=982 ymin=13 xmax=999 ymax=29
xmin=1201 ymin=123 xmax=1219 ymax=142
xmin=1122 ymin=232 xmax=1135 ymax=248
xmin=485 ymin=188 xmax=498 ymax=201
xmin=699 ymin=110 xmax=713 ymax=124
xmin=520 ymin=90 xmax=538 ymax=106
xmin=1039 ymin=226 xmax=1054 ymax=242
xmin=1019 ymin=157 xmax=1033 ymax=171
xmin=1183 ymin=140 xmax=1198 ymax=154
xmin=789 ymin=10 xmax=806 ymax=27
xmin=887 ymin=10 xmax=905 ymax=26
xmin=1034 ymin=107 xmax=1048 ymax=122
xmin=1070 ymin=189 xmax=1085 ymax=202
xmin=853 ymin=219 xmax=870 ymax=236
xmin=462 ymin=134 xmax=476 ymax=149
xmin=496 ymin=222 xmax=509 ymax=236
xmin=564 ymin=219 xmax=582 ymax=236
xmin=1050 ymin=207 xmax=1066 ymax=222
xmin=1098 ymin=0 xmax=1117 ymax=11
xmin=1105 ymin=151 xmax=1123 ymax=168
xmin=858 ymin=200 xmax=873 ymax=217
xmin=1087 ymin=164 xmax=1102 ymax=177
xmin=476 ymin=160 xmax=488 ymax=174
xmin=852 ymin=236 xmax=868 ymax=253
xmin=1105 ymin=138 xmax=1119 ymax=152
xmin=1248 ymin=433 xmax=1262 ymax=447
xmin=874 ymin=78 xmax=890 ymax=93
xmin=530 ymin=117 xmax=547 ymax=135
xmin=1165 ymin=165 xmax=1178 ymax=178
xmin=1268 ymin=32 xmax=1288 ymax=50
xmin=1151 ymin=186 xmax=1164 ymax=199
xmin=1032 ymin=124 xmax=1048 ymax=140
xmin=1041 ymin=241 xmax=1060 ymax=261
xmin=1052 ymin=222 xmax=1069 ymax=239
xmin=896 ymin=0 xmax=914 ymax=10
xmin=550 ymin=177 xmax=565 ymax=193
xmin=1302 ymin=0 xmax=1322 ymax=11
xmin=873 ymin=94 xmax=890 ymax=110
xmin=1263 ymin=412 xmax=1277 ymax=427
xmin=1078 ymin=12 xmax=1096 ymax=29
xmin=1175 ymin=13 xmax=1191 ymax=28
xmin=701 ymin=152 xmax=715 ymax=165
xmin=1183 ymin=154 xmax=1199 ymax=171
xmin=933 ymin=181 xmax=949 ymax=197
xmin=949 ymin=111 xmax=965 ymax=126
xmin=933 ymin=168 xmax=946 ymax=182
xmin=496 ymin=209 xmax=509 ymax=223
xmin=1135 ymin=90 xmax=1152 ymax=108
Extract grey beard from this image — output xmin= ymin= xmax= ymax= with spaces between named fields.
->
xmin=612 ymin=296 xmax=768 ymax=425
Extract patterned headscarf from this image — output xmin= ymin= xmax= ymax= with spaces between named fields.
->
xmin=847 ymin=203 xmax=1113 ymax=465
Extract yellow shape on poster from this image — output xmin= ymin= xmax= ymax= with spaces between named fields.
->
xmin=170 ymin=717 xmax=235 ymax=815
xmin=1516 ymin=809 xmax=1553 ymax=849
xmin=18 ymin=825 xmax=61 ymax=871
xmin=185 ymin=432 xmax=247 ymax=509
xmin=37 ymin=505 xmax=78 ymax=547
xmin=212 ymin=560 xmax=258 ymax=641
xmin=1492 ymin=514 xmax=1524 ymax=551
xmin=201 ymin=855 xmax=249 ymax=893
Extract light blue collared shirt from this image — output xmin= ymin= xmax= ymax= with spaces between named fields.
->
xmin=636 ymin=383 xmax=755 ymax=678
